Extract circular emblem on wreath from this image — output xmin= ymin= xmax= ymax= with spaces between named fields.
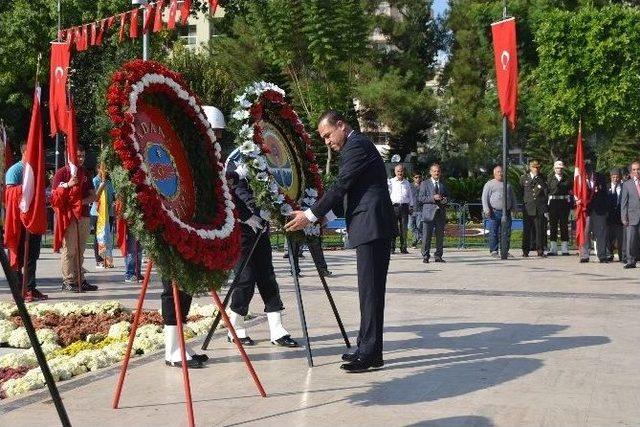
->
xmin=230 ymin=82 xmax=324 ymax=236
xmin=105 ymin=60 xmax=240 ymax=293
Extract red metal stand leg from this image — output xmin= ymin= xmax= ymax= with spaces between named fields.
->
xmin=211 ymin=290 xmax=267 ymax=397
xmin=173 ymin=282 xmax=196 ymax=427
xmin=112 ymin=260 xmax=153 ymax=409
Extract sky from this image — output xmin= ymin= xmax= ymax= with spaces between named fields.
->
xmin=432 ymin=0 xmax=449 ymax=17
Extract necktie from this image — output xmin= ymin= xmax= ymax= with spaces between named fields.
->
xmin=434 ymin=181 xmax=440 ymax=194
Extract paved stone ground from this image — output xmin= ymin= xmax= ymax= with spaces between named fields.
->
xmin=0 ymin=247 xmax=639 ymax=426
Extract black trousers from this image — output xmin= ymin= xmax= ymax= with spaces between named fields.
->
xmin=230 ymin=224 xmax=284 ymax=316
xmin=590 ymin=213 xmax=609 ymax=261
xmin=422 ymin=209 xmax=445 ymax=259
xmin=608 ymin=223 xmax=624 ymax=261
xmin=522 ymin=213 xmax=546 ymax=254
xmin=548 ymin=200 xmax=570 ymax=241
xmin=355 ymin=238 xmax=391 ymax=360
xmin=290 ymin=236 xmax=328 ymax=273
xmin=161 ymin=277 xmax=192 ymax=325
xmin=15 ymin=232 xmax=42 ymax=290
xmin=392 ymin=203 xmax=410 ymax=252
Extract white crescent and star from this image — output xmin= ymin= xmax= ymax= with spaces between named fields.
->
xmin=501 ymin=50 xmax=510 ymax=71
xmin=54 ymin=66 xmax=65 ymax=81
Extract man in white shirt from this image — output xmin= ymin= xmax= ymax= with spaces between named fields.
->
xmin=388 ymin=164 xmax=415 ymax=254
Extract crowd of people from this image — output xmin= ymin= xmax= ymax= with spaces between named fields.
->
xmin=388 ymin=157 xmax=638 ymax=267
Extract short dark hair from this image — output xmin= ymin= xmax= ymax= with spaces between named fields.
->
xmin=318 ymin=110 xmax=347 ymax=127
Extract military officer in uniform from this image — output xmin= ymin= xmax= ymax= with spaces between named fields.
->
xmin=521 ymin=160 xmax=548 ymax=257
xmin=547 ymin=160 xmax=572 ymax=255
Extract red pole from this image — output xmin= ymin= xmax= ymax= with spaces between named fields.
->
xmin=112 ymin=260 xmax=153 ymax=409
xmin=74 ymin=218 xmax=83 ymax=293
xmin=211 ymin=290 xmax=267 ymax=397
xmin=21 ymin=231 xmax=30 ymax=298
xmin=173 ymin=281 xmax=196 ymax=427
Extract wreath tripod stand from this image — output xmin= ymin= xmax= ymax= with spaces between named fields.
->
xmin=201 ymin=229 xmax=351 ymax=367
xmin=112 ymin=260 xmax=266 ymax=427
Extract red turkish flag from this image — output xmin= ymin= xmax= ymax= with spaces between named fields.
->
xmin=96 ymin=20 xmax=106 ymax=45
xmin=167 ymin=0 xmax=178 ymax=29
xmin=143 ymin=3 xmax=155 ymax=34
xmin=20 ymin=87 xmax=47 ymax=234
xmin=130 ymin=9 xmax=140 ymax=38
xmin=209 ymin=0 xmax=219 ymax=15
xmin=80 ymin=25 xmax=89 ymax=51
xmin=573 ymin=122 xmax=588 ymax=247
xmin=181 ymin=0 xmax=191 ymax=25
xmin=90 ymin=22 xmax=97 ymax=46
xmin=154 ymin=0 xmax=165 ymax=33
xmin=49 ymin=42 xmax=71 ymax=136
xmin=73 ymin=27 xmax=82 ymax=51
xmin=491 ymin=17 xmax=518 ymax=129
xmin=119 ymin=13 xmax=127 ymax=42
xmin=106 ymin=16 xmax=115 ymax=30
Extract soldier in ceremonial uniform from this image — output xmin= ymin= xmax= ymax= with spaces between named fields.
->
xmin=520 ymin=160 xmax=548 ymax=257
xmin=547 ymin=160 xmax=572 ymax=255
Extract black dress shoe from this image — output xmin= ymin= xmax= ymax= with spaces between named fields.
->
xmin=422 ymin=258 xmax=429 ymax=264
xmin=190 ymin=353 xmax=209 ymax=363
xmin=342 ymin=352 xmax=359 ymax=362
xmin=272 ymin=335 xmax=299 ymax=347
xmin=165 ymin=359 xmax=203 ymax=369
xmin=400 ymin=250 xmax=409 ymax=254
xmin=599 ymin=259 xmax=610 ymax=263
xmin=81 ymin=280 xmax=98 ymax=291
xmin=537 ymin=252 xmax=547 ymax=258
xmin=228 ymin=336 xmax=255 ymax=346
xmin=522 ymin=252 xmax=529 ymax=257
xmin=340 ymin=358 xmax=384 ymax=373
xmin=580 ymin=258 xmax=589 ymax=263
xmin=434 ymin=257 xmax=446 ymax=263
xmin=623 ymin=263 xmax=636 ymax=269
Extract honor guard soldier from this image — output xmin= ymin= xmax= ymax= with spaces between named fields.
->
xmin=547 ymin=160 xmax=572 ymax=255
xmin=521 ymin=160 xmax=548 ymax=257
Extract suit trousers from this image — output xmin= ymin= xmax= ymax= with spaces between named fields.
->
xmin=422 ymin=209 xmax=445 ymax=259
xmin=625 ymin=224 xmax=640 ymax=265
xmin=355 ymin=238 xmax=391 ymax=360
xmin=589 ymin=213 xmax=609 ymax=261
xmin=607 ymin=223 xmax=624 ymax=261
xmin=61 ymin=217 xmax=90 ymax=285
xmin=15 ymin=232 xmax=42 ymax=290
xmin=522 ymin=213 xmax=546 ymax=254
xmin=230 ymin=224 xmax=284 ymax=317
xmin=392 ymin=203 xmax=410 ymax=252
xmin=548 ymin=200 xmax=570 ymax=242
xmin=161 ymin=277 xmax=192 ymax=325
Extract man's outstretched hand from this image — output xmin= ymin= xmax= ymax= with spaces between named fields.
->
xmin=285 ymin=210 xmax=311 ymax=232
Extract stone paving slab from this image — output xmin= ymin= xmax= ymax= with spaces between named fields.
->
xmin=0 ymin=248 xmax=639 ymax=426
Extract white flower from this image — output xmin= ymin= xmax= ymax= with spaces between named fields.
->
xmin=0 ymin=319 xmax=17 ymax=344
xmin=0 ymin=302 xmax=18 ymax=319
xmin=234 ymin=162 xmax=249 ymax=180
xmin=259 ymin=209 xmax=271 ymax=221
xmin=256 ymin=172 xmax=269 ymax=182
xmin=239 ymin=141 xmax=257 ymax=155
xmin=36 ymin=328 xmax=58 ymax=345
xmin=108 ymin=321 xmax=131 ymax=340
xmin=280 ymin=204 xmax=294 ymax=216
xmin=302 ymin=197 xmax=316 ymax=207
xmin=8 ymin=327 xmax=31 ymax=348
xmin=269 ymin=181 xmax=280 ymax=193
xmin=276 ymin=194 xmax=286 ymax=204
xmin=232 ymin=109 xmax=250 ymax=121
xmin=251 ymin=157 xmax=268 ymax=171
xmin=239 ymin=124 xmax=254 ymax=140
xmin=305 ymin=188 xmax=318 ymax=197
xmin=0 ymin=349 xmax=37 ymax=369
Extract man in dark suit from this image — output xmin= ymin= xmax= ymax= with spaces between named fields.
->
xmin=607 ymin=168 xmax=625 ymax=263
xmin=620 ymin=161 xmax=640 ymax=268
xmin=587 ymin=172 xmax=611 ymax=263
xmin=520 ymin=160 xmax=548 ymax=257
xmin=418 ymin=163 xmax=448 ymax=263
xmin=286 ymin=110 xmax=395 ymax=373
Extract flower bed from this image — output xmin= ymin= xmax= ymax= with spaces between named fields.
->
xmin=0 ymin=300 xmax=219 ymax=400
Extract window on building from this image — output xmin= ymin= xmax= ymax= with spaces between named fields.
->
xmin=179 ymin=25 xmax=197 ymax=46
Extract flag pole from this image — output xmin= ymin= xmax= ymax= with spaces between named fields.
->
xmin=55 ymin=0 xmax=62 ymax=171
xmin=500 ymin=0 xmax=509 ymax=260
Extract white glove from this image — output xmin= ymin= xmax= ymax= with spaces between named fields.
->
xmin=244 ymin=215 xmax=264 ymax=233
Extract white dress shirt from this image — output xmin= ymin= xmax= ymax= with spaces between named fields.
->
xmin=388 ymin=177 xmax=415 ymax=206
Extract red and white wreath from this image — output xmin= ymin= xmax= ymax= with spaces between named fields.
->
xmin=107 ymin=60 xmax=240 ymax=276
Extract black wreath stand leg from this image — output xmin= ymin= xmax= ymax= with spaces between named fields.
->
xmin=286 ymin=232 xmax=351 ymax=368
xmin=0 ymin=244 xmax=71 ymax=426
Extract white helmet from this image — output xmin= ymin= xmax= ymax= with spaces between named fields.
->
xmin=203 ymin=106 xmax=226 ymax=129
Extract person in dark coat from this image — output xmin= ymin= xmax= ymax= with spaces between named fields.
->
xmin=520 ymin=160 xmax=548 ymax=257
xmin=286 ymin=110 xmax=395 ymax=373
xmin=607 ymin=168 xmax=625 ymax=263
xmin=587 ymin=172 xmax=611 ymax=262
xmin=546 ymin=160 xmax=572 ymax=255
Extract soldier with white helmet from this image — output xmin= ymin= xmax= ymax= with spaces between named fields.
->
xmin=547 ymin=160 xmax=572 ymax=255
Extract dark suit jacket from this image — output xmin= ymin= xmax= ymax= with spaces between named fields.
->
xmin=226 ymin=169 xmax=259 ymax=222
xmin=418 ymin=179 xmax=448 ymax=222
xmin=520 ymin=173 xmax=548 ymax=216
xmin=588 ymin=173 xmax=611 ymax=216
xmin=607 ymin=182 xmax=622 ymax=225
xmin=310 ymin=131 xmax=395 ymax=248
